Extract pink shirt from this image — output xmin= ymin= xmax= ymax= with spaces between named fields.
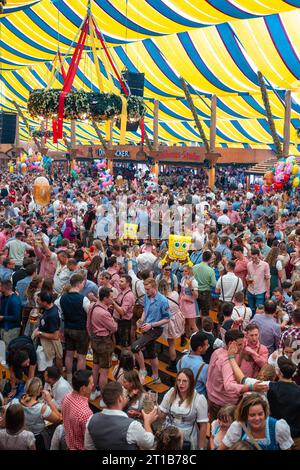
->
xmin=228 ymin=210 xmax=240 ymax=224
xmin=247 ymin=260 xmax=270 ymax=295
xmin=236 ymin=341 xmax=269 ymax=378
xmin=114 ymin=288 xmax=135 ymax=321
xmin=61 ymin=391 xmax=92 ymax=450
xmin=87 ymin=301 xmax=117 ymax=337
xmin=0 ymin=232 xmax=7 ymax=252
xmin=207 ymin=348 xmax=244 ymax=406
xmin=34 ymin=247 xmax=57 ymax=278
xmin=234 ymin=257 xmax=248 ymax=287
xmin=107 ymin=267 xmax=120 ymax=292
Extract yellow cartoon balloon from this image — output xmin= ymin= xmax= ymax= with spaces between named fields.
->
xmin=168 ymin=235 xmax=192 ymax=261
xmin=122 ymin=223 xmax=138 ymax=240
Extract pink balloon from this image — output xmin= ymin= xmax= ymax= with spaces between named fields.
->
xmin=276 ymin=163 xmax=284 ymax=173
xmin=285 ymin=163 xmax=293 ymax=174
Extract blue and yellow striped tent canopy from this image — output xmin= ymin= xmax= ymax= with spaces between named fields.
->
xmin=1 ymin=0 xmax=300 ymax=150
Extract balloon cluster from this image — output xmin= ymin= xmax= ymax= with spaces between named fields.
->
xmin=274 ymin=156 xmax=299 ymax=189
xmin=17 ymin=151 xmax=51 ymax=174
xmin=94 ymin=159 xmax=114 ymax=190
xmin=260 ymin=156 xmax=300 ymax=193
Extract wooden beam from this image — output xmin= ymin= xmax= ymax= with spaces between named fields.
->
xmin=207 ymin=167 xmax=216 ymax=189
xmin=108 ymin=121 xmax=113 ymax=149
xmin=210 ymin=94 xmax=217 ymax=153
xmin=91 ymin=120 xmax=107 ymax=150
xmin=71 ymin=120 xmax=76 ymax=149
xmin=12 ymin=100 xmax=41 ymax=152
xmin=283 ymin=90 xmax=291 ymax=157
xmin=153 ymin=99 xmax=159 ymax=151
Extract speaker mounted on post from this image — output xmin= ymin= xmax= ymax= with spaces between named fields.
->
xmin=116 ymin=71 xmax=145 ymax=132
xmin=0 ymin=112 xmax=17 ymax=144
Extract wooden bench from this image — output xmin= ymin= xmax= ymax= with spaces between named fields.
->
xmin=156 ymin=335 xmax=190 ymax=354
xmin=146 ymin=381 xmax=169 ymax=394
xmin=145 ymin=358 xmax=177 ymax=379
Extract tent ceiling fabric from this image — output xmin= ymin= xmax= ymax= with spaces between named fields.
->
xmin=1 ymin=0 xmax=300 ymax=150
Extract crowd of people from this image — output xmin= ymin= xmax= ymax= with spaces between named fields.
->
xmin=0 ymin=161 xmax=300 ymax=451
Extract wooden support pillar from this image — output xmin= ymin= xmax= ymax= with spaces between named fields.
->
xmin=108 ymin=120 xmax=113 ymax=149
xmin=207 ymin=166 xmax=216 ymax=189
xmin=107 ymin=159 xmax=113 ymax=173
xmin=245 ymin=175 xmax=250 ymax=192
xmin=153 ymin=99 xmax=159 ymax=151
xmin=152 ymin=161 xmax=159 ymax=177
xmin=283 ymin=90 xmax=291 ymax=157
xmin=210 ymin=94 xmax=217 ymax=153
xmin=71 ymin=120 xmax=76 ymax=150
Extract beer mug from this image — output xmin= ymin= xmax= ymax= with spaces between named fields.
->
xmin=143 ymin=391 xmax=158 ymax=414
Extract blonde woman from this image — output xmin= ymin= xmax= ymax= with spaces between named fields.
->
xmin=179 ymin=265 xmax=199 ymax=338
xmin=158 ymin=280 xmax=185 ymax=372
xmin=12 ymin=377 xmax=61 ymax=449
xmin=24 ymin=275 xmax=44 ymax=337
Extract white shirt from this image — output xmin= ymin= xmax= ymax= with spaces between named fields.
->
xmin=217 ymin=200 xmax=227 ymax=211
xmin=216 ymin=272 xmax=243 ymax=302
xmin=137 ymin=252 xmax=157 ymax=272
xmin=84 ymin=409 xmax=154 ymax=450
xmin=231 ymin=305 xmax=252 ymax=330
xmin=75 ymin=201 xmax=88 ymax=213
xmin=6 ymin=239 xmax=33 ymax=266
xmin=217 ymin=214 xmax=230 ymax=225
xmin=53 ymin=200 xmax=62 ymax=215
xmin=45 ymin=377 xmax=72 ymax=410
xmin=223 ymin=419 xmax=293 ymax=450
xmin=128 ymin=269 xmax=145 ymax=305
xmin=53 ymin=259 xmax=71 ymax=295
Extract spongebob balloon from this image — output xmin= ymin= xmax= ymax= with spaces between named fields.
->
xmin=121 ymin=223 xmax=139 ymax=243
xmin=161 ymin=235 xmax=193 ymax=267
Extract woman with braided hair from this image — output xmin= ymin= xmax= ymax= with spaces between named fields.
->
xmin=155 ymin=425 xmax=183 ymax=450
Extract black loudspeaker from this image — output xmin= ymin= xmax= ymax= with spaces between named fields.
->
xmin=117 ymin=71 xmax=145 ymax=132
xmin=121 ymin=70 xmax=145 ymax=97
xmin=0 ymin=112 xmax=17 ymax=144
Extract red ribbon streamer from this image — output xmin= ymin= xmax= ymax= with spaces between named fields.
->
xmin=52 ymin=118 xmax=58 ymax=143
xmin=56 ymin=18 xmax=89 ymax=139
xmin=92 ymin=18 xmax=129 ymax=96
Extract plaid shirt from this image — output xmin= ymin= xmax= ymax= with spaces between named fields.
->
xmin=61 ymin=391 xmax=92 ymax=450
xmin=280 ymin=326 xmax=300 ymax=349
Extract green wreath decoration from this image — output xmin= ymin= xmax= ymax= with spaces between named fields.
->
xmin=27 ymin=89 xmax=146 ymax=122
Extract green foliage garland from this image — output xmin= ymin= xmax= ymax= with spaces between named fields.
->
xmin=180 ymin=77 xmax=210 ymax=153
xmin=257 ymin=71 xmax=283 ymax=158
xmin=27 ymin=89 xmax=146 ymax=122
